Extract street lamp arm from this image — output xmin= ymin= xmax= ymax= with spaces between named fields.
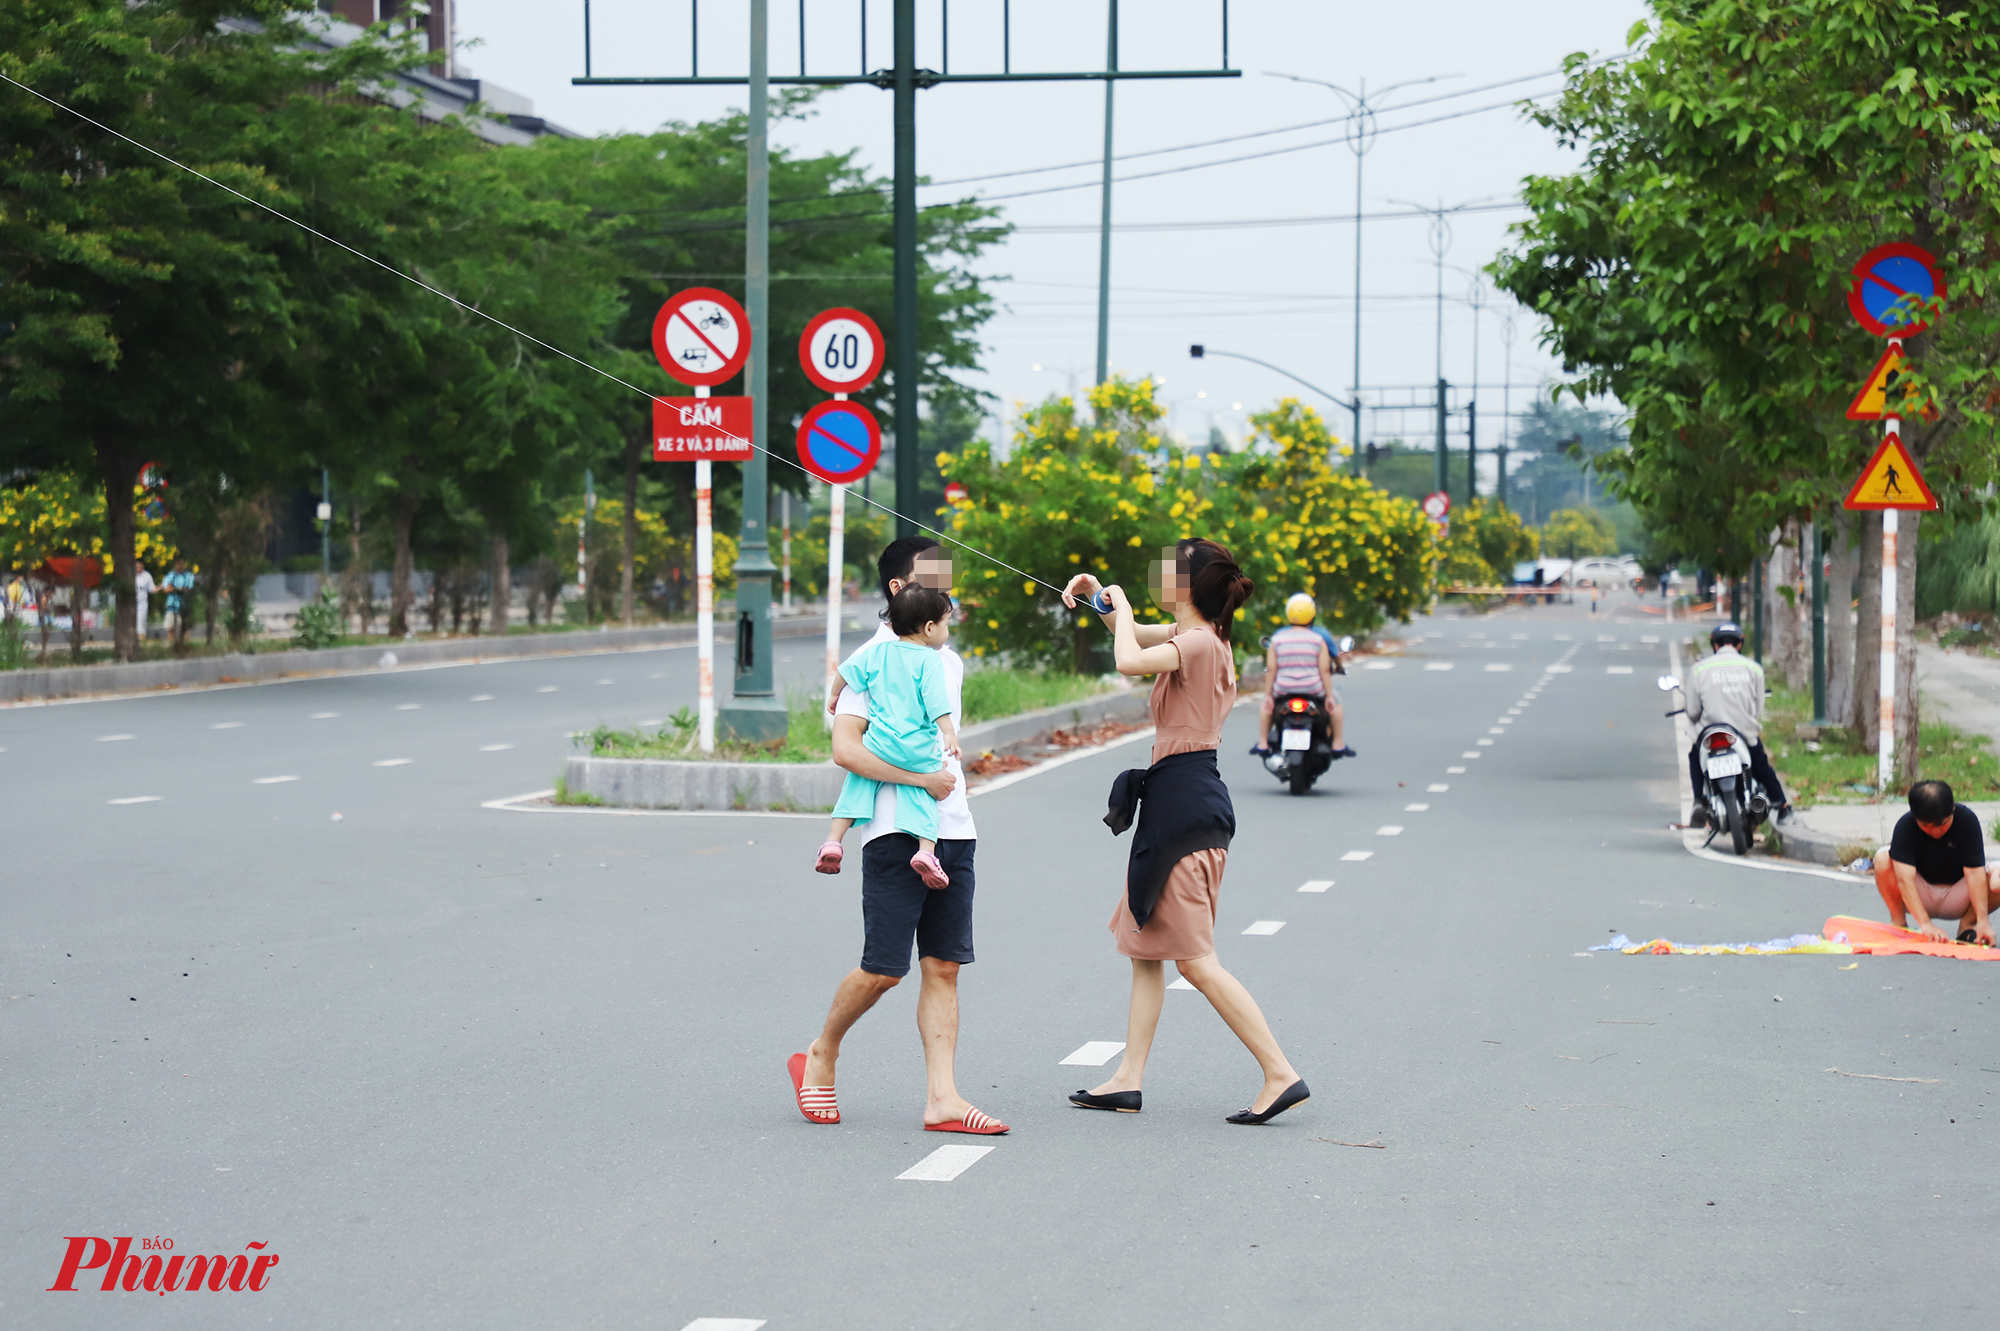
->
xmin=1189 ymin=346 xmax=1352 ymax=409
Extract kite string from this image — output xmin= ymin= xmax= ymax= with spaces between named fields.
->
xmin=0 ymin=69 xmax=1094 ymax=606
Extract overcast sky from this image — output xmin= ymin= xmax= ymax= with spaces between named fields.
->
xmin=453 ymin=0 xmax=1646 ymax=457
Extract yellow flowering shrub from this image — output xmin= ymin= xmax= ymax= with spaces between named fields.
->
xmin=0 ymin=473 xmax=178 ymax=577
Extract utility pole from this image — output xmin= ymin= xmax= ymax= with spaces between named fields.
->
xmin=891 ymin=0 xmax=919 ymax=536
xmin=1271 ymin=72 xmax=1452 ymax=475
xmin=1465 ymin=399 xmax=1477 ymax=499
xmin=721 ymin=0 xmax=785 ymax=742
xmin=1435 ymin=377 xmax=1448 ymax=496
xmin=319 ymin=468 xmax=331 ymax=577
xmin=1094 ymin=3 xmax=1117 ymax=386
xmin=1498 ymin=313 xmax=1515 ymax=509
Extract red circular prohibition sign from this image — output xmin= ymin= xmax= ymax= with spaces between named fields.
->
xmin=652 ymin=287 xmax=752 ymax=387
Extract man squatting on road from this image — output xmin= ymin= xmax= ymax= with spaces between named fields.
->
xmin=1872 ymin=779 xmax=1997 ymax=946
xmin=786 ymin=538 xmax=1008 ymax=1136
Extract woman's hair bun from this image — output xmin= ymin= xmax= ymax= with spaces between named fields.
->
xmin=1179 ymin=537 xmax=1253 ymax=642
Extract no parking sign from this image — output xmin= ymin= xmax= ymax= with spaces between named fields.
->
xmin=796 ymin=401 xmax=882 ymax=486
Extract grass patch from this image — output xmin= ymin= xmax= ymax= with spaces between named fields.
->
xmin=959 ymin=668 xmax=1118 ymax=726
xmin=581 ymin=703 xmax=835 ymax=764
xmin=1766 ymin=682 xmax=2000 ymax=806
xmin=550 ymin=774 xmax=604 ymax=806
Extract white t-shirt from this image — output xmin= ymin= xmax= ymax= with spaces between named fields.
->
xmin=835 ymin=621 xmax=977 ymax=844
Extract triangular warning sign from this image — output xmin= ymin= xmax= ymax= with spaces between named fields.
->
xmin=1843 ymin=432 xmax=1937 ymax=511
xmin=1846 ymin=344 xmax=1911 ymax=420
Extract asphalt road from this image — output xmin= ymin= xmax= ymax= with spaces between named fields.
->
xmin=4 ymin=595 xmax=1995 ymax=1329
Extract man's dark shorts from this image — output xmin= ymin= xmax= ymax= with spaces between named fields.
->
xmin=860 ymin=835 xmax=976 ymax=977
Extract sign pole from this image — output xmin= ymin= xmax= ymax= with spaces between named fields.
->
xmin=1880 ymin=340 xmax=1902 ymax=791
xmin=824 ymin=482 xmax=846 ymax=723
xmin=695 ymin=387 xmax=716 ymax=753
xmin=781 ymin=490 xmax=792 ymax=611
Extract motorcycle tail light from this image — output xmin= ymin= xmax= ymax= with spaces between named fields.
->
xmin=1706 ymin=733 xmax=1733 ymax=751
xmin=1288 ymin=698 xmax=1308 ymax=713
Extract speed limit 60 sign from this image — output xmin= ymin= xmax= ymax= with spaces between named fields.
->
xmin=799 ymin=308 xmax=885 ymax=394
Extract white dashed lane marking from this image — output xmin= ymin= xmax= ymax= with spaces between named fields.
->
xmin=1404 ymin=803 xmax=1429 ymax=812
xmin=537 ymin=686 xmax=559 ymax=693
xmin=1488 ymin=727 xmax=1506 ymax=734
xmin=97 ymin=734 xmax=134 ymax=742
xmin=374 ymin=759 xmax=414 ymax=767
xmin=1242 ymin=920 xmax=1287 ymax=935
xmin=1424 ymin=663 xmax=1454 ymax=672
xmin=898 ymin=1144 xmax=995 ymax=1182
xmin=1476 ymin=738 xmax=1494 ymax=746
xmin=211 ymin=722 xmax=245 ymax=730
xmin=1341 ymin=850 xmax=1374 ymax=862
xmin=1548 ymin=665 xmax=1574 ymax=673
xmin=1641 ymin=635 xmax=1660 ymax=644
xmin=107 ymin=796 xmax=162 ymax=805
xmin=480 ymin=744 xmax=515 ymax=752
xmin=1446 ymin=765 xmax=1467 ymax=774
xmin=1376 ymin=825 xmax=1404 ymax=836
xmin=1364 ymin=661 xmax=1396 ymax=670
xmin=680 ymin=1316 xmax=768 ymax=1330
xmin=310 ymin=712 xmax=338 ymax=720
xmin=470 ymin=695 xmax=495 ymax=702
xmin=1428 ymin=783 xmax=1450 ymax=792
xmin=1511 ymin=633 xmax=1530 ymax=640
xmin=1060 ymin=1041 xmax=1127 ymax=1066
xmin=252 ymin=776 xmax=299 ymax=785
xmin=396 ymin=704 xmax=421 ymax=711
xmin=1484 ymin=663 xmax=1512 ymax=672
xmin=1168 ymin=976 xmax=1198 ymax=990
xmin=1462 ymin=750 xmax=1483 ymax=758
xmin=1297 ymin=880 xmax=1333 ymax=893
xmin=1607 ymin=666 xmax=1633 ymax=675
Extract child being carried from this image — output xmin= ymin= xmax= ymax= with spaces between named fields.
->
xmin=815 ymin=584 xmax=961 ymax=888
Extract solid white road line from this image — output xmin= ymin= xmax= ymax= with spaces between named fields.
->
xmin=1376 ymin=825 xmax=1404 ymax=835
xmin=1607 ymin=666 xmax=1634 ymax=674
xmin=1404 ymin=803 xmax=1429 ymax=812
xmin=1341 ymin=850 xmax=1373 ymax=862
xmin=1168 ymin=976 xmax=1198 ymax=990
xmin=252 ymin=776 xmax=299 ymax=785
xmin=1428 ymin=783 xmax=1450 ymax=792
xmin=480 ymin=744 xmax=514 ymax=752
xmin=1060 ymin=1041 xmax=1127 ymax=1066
xmin=107 ymin=796 xmax=163 ymax=805
xmin=1297 ymin=880 xmax=1333 ymax=892
xmin=1424 ymin=663 xmax=1454 ymax=671
xmin=211 ymin=722 xmax=245 ymax=730
xmin=680 ymin=1319 xmax=768 ymax=1331
xmin=1446 ymin=765 xmax=1467 ymax=774
xmin=96 ymin=734 xmax=134 ymax=742
xmin=1484 ymin=663 xmax=1512 ymax=672
xmin=1242 ymin=920 xmax=1286 ymax=935
xmin=898 ymin=1144 xmax=995 ymax=1182
xmin=374 ymin=758 xmax=414 ymax=767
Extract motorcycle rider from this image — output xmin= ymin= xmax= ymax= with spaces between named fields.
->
xmin=1684 ymin=621 xmax=1793 ymax=827
xmin=1251 ymin=592 xmax=1355 ymax=759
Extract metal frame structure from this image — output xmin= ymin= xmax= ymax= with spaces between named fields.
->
xmin=576 ymin=0 xmax=1239 ymax=536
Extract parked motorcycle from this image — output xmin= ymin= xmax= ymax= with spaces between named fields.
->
xmin=1259 ymin=634 xmax=1354 ymax=795
xmin=1659 ymin=673 xmax=1769 ymax=855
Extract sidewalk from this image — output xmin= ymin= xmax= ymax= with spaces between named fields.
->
xmin=1917 ymin=639 xmax=2000 ymax=749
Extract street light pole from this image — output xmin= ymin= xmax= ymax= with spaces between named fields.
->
xmin=1498 ymin=312 xmax=1516 ymax=509
xmin=1095 ymin=1 xmax=1118 ymax=386
xmin=1189 ymin=344 xmax=1347 ymax=411
xmin=1389 ymin=193 xmax=1506 ymax=501
xmin=1270 ymin=71 xmax=1452 ymax=475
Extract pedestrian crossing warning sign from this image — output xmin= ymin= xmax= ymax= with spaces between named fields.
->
xmin=1845 ymin=344 xmax=1936 ymax=421
xmin=1843 ymin=432 xmax=1937 ymax=511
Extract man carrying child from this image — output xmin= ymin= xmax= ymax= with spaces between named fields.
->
xmin=785 ymin=537 xmax=1008 ymax=1136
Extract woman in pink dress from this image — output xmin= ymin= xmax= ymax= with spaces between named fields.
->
xmin=1061 ymin=539 xmax=1308 ymax=1125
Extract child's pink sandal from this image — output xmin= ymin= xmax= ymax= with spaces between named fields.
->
xmin=910 ymin=849 xmax=950 ymax=890
xmin=814 ymin=842 xmax=844 ymax=874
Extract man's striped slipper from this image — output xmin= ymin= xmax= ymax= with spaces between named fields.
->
xmin=924 ymin=1106 xmax=1009 ymax=1135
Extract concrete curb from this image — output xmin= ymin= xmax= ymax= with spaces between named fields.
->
xmin=1767 ymin=821 xmax=1875 ymax=869
xmin=564 ymin=686 xmax=1153 ymax=812
xmin=0 ymin=611 xmax=850 ymax=705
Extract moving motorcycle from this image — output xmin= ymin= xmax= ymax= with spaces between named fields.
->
xmin=1659 ymin=673 xmax=1769 ymax=855
xmin=1260 ymin=634 xmax=1354 ymax=796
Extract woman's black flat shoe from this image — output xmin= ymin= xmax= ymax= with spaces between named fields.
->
xmin=1225 ymin=1079 xmax=1309 ymax=1125
xmin=1069 ymin=1088 xmax=1142 ymax=1113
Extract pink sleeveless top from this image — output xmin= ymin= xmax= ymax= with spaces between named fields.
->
xmin=1149 ymin=624 xmax=1235 ymax=764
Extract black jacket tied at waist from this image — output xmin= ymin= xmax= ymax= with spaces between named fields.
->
xmin=1104 ymin=749 xmax=1235 ymax=929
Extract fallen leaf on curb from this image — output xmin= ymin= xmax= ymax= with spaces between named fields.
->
xmin=1826 ymin=1067 xmax=1940 ymax=1084
xmin=1312 ymin=1138 xmax=1387 ymax=1149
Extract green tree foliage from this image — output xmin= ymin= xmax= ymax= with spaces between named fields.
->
xmin=1493 ymin=1 xmax=2000 ymax=570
